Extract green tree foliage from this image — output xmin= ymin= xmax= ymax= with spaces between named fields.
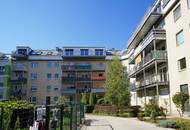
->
xmin=105 ymin=56 xmax=130 ymax=110
xmin=89 ymin=93 xmax=96 ymax=105
xmin=172 ymin=92 xmax=189 ymax=117
xmin=81 ymin=94 xmax=89 ymax=105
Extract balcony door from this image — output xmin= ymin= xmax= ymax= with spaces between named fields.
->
xmin=158 ymin=67 xmax=167 ymax=82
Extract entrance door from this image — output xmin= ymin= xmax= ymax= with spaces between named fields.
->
xmin=180 ymin=84 xmax=190 ymax=112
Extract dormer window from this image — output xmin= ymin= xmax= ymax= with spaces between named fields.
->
xmin=80 ymin=49 xmax=89 ymax=56
xmin=65 ymin=49 xmax=73 ymax=56
xmin=18 ymin=49 xmax=27 ymax=55
xmin=95 ymin=49 xmax=104 ymax=56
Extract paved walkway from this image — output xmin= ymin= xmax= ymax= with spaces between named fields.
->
xmin=81 ymin=114 xmax=174 ymax=130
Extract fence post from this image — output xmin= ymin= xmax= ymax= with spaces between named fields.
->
xmin=45 ymin=105 xmax=50 ymax=130
xmin=0 ymin=107 xmax=3 ymax=130
xmin=60 ymin=105 xmax=64 ymax=130
xmin=70 ymin=103 xmax=73 ymax=130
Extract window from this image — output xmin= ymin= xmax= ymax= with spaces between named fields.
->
xmin=180 ymin=84 xmax=189 ymax=94
xmin=55 ymin=74 xmax=59 ymax=80
xmin=188 ymin=0 xmax=190 ymax=9
xmin=47 ymin=62 xmax=52 ymax=68
xmin=176 ymin=30 xmax=184 ymax=45
xmin=65 ymin=49 xmax=73 ymax=56
xmin=54 ymin=96 xmax=58 ymax=102
xmin=162 ymin=0 xmax=170 ymax=8
xmin=31 ymin=62 xmax=39 ymax=68
xmin=31 ymin=73 xmax=38 ymax=80
xmin=54 ymin=87 xmax=59 ymax=91
xmin=80 ymin=49 xmax=89 ymax=56
xmin=160 ymin=88 xmax=169 ymax=95
xmin=31 ymin=97 xmax=37 ymax=103
xmin=178 ymin=57 xmax=187 ymax=70
xmin=31 ymin=86 xmax=37 ymax=92
xmin=47 ymin=85 xmax=51 ymax=92
xmin=54 ymin=62 xmax=59 ymax=68
xmin=47 ymin=73 xmax=52 ymax=80
xmin=95 ymin=49 xmax=104 ymax=56
xmin=173 ymin=5 xmax=181 ymax=21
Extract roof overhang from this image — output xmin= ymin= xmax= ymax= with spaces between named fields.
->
xmin=127 ymin=12 xmax=162 ymax=50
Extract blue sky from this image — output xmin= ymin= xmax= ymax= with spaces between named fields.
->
xmin=0 ymin=0 xmax=155 ymax=53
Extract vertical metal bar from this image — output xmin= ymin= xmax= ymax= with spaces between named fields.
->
xmin=0 ymin=107 xmax=3 ymax=130
xmin=70 ymin=103 xmax=73 ymax=130
xmin=45 ymin=105 xmax=50 ymax=130
xmin=60 ymin=105 xmax=64 ymax=130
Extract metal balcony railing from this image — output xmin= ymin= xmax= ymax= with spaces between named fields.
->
xmin=135 ymin=73 xmax=168 ymax=88
xmin=12 ymin=64 xmax=27 ymax=71
xmin=129 ymin=50 xmax=167 ymax=76
xmin=129 ymin=29 xmax=166 ymax=64
xmin=62 ymin=64 xmax=91 ymax=71
xmin=11 ymin=77 xmax=27 ymax=84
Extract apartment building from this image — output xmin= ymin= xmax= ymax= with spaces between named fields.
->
xmin=0 ymin=53 xmax=11 ymax=101
xmin=11 ymin=46 xmax=110 ymax=105
xmin=11 ymin=46 xmax=63 ymax=104
xmin=61 ymin=47 xmax=107 ymax=102
xmin=164 ymin=0 xmax=190 ymax=114
xmin=123 ymin=0 xmax=190 ymax=115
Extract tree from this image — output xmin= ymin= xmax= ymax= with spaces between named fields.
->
xmin=81 ymin=93 xmax=89 ymax=105
xmin=89 ymin=93 xmax=96 ymax=105
xmin=14 ymin=117 xmax=20 ymax=130
xmin=58 ymin=96 xmax=67 ymax=105
xmin=172 ymin=92 xmax=189 ymax=117
xmin=105 ymin=56 xmax=130 ymax=110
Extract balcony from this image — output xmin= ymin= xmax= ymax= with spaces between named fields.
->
xmin=61 ymin=88 xmax=76 ymax=94
xmin=91 ymin=76 xmax=106 ymax=81
xmin=129 ymin=50 xmax=167 ymax=76
xmin=77 ymin=77 xmax=91 ymax=82
xmin=135 ymin=73 xmax=168 ymax=89
xmin=62 ymin=64 xmax=92 ymax=71
xmin=12 ymin=64 xmax=27 ymax=72
xmin=62 ymin=77 xmax=76 ymax=83
xmin=11 ymin=77 xmax=27 ymax=84
xmin=129 ymin=29 xmax=166 ymax=64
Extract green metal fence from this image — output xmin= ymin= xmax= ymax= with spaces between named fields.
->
xmin=42 ymin=102 xmax=85 ymax=130
xmin=0 ymin=102 xmax=85 ymax=130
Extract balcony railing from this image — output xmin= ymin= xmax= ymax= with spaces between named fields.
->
xmin=62 ymin=64 xmax=92 ymax=71
xmin=62 ymin=77 xmax=76 ymax=83
xmin=129 ymin=29 xmax=166 ymax=63
xmin=11 ymin=77 xmax=27 ymax=84
xmin=129 ymin=50 xmax=167 ymax=76
xmin=91 ymin=76 xmax=106 ymax=81
xmin=12 ymin=64 xmax=27 ymax=71
xmin=135 ymin=73 xmax=168 ymax=88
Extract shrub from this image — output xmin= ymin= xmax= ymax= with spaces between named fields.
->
xmin=124 ymin=105 xmax=141 ymax=117
xmin=137 ymin=112 xmax=144 ymax=121
xmin=118 ymin=112 xmax=133 ymax=117
xmin=158 ymin=120 xmax=179 ymax=129
xmin=172 ymin=92 xmax=189 ymax=117
xmin=85 ymin=105 xmax=94 ymax=113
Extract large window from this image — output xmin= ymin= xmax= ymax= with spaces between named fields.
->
xmin=31 ymin=62 xmax=39 ymax=68
xmin=80 ymin=49 xmax=89 ymax=56
xmin=31 ymin=86 xmax=37 ymax=92
xmin=54 ymin=73 xmax=59 ymax=80
xmin=31 ymin=97 xmax=37 ymax=103
xmin=176 ymin=30 xmax=184 ymax=46
xmin=173 ymin=5 xmax=181 ymax=22
xmin=95 ymin=49 xmax=104 ymax=56
xmin=178 ymin=57 xmax=187 ymax=70
xmin=31 ymin=73 xmax=38 ymax=80
xmin=47 ymin=73 xmax=52 ymax=80
xmin=47 ymin=85 xmax=51 ymax=92
xmin=65 ymin=49 xmax=73 ymax=56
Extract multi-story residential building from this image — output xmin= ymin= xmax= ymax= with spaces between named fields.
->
xmin=11 ymin=46 xmax=63 ymax=104
xmin=0 ymin=52 xmax=11 ymax=100
xmin=123 ymin=0 xmax=190 ymax=115
xmin=61 ymin=47 xmax=107 ymax=102
xmin=11 ymin=46 xmax=111 ymax=105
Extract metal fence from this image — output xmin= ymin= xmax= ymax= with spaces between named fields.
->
xmin=0 ymin=103 xmax=85 ymax=130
